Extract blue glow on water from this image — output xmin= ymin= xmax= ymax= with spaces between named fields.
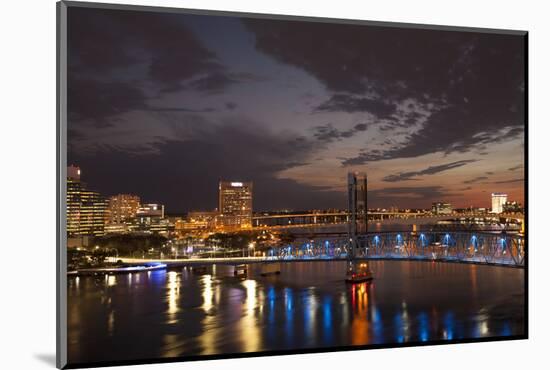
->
xmin=322 ymin=296 xmax=333 ymax=344
xmin=284 ymin=288 xmax=294 ymax=343
xmin=417 ymin=312 xmax=429 ymax=342
xmin=268 ymin=286 xmax=276 ymax=310
xmin=284 ymin=288 xmax=293 ymax=321
xmin=501 ymin=323 xmax=512 ymax=336
xmin=285 ymin=288 xmax=293 ymax=312
xmin=149 ymin=269 xmax=166 ymax=287
xmin=303 ymin=292 xmax=313 ymax=332
xmin=371 ymin=307 xmax=384 ymax=343
xmin=444 ymin=312 xmax=455 ymax=340
xmin=323 ymin=296 xmax=332 ymax=329
xmin=393 ymin=312 xmax=405 ymax=342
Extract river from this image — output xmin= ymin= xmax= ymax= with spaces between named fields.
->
xmin=67 ymin=260 xmax=524 ymax=365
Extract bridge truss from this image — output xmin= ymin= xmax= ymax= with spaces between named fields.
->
xmin=270 ymin=231 xmax=525 ymax=267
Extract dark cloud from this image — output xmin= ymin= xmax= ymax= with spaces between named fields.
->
xmin=65 ymin=10 xmax=525 ymax=210
xmin=315 ymin=94 xmax=396 ymax=118
xmin=68 ymin=7 xmax=250 ymax=125
xmin=312 ymin=123 xmax=369 ymax=143
xmin=244 ymin=19 xmax=525 ymax=163
xmin=225 ymin=102 xmax=238 ymax=110
xmin=463 ymin=176 xmax=489 ymax=184
xmin=343 ymin=120 xmax=524 ymax=165
xmin=492 ymin=178 xmax=524 ymax=184
xmin=69 ymin=7 xmax=223 ymax=83
xmin=367 ymin=186 xmax=458 ymax=208
xmin=187 ymin=72 xmax=238 ymax=93
xmin=382 ymin=160 xmax=477 ymax=182
xmin=508 ymin=164 xmax=524 ymax=171
xmin=147 ymin=106 xmax=216 ymax=113
xmin=69 ymin=116 xmax=344 ymax=212
xmin=67 ymin=78 xmax=148 ymax=126
xmin=354 ymin=123 xmax=368 ymax=131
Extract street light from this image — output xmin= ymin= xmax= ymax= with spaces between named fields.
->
xmin=248 ymin=242 xmax=255 ymax=258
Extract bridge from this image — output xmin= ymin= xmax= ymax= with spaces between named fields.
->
xmin=123 ymin=230 xmax=524 ymax=268
xmin=251 ymin=211 xmax=522 ymax=230
xmin=120 ymin=173 xmax=525 ymax=274
xmin=253 ymin=211 xmax=437 ymax=228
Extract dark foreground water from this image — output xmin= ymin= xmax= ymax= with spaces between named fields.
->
xmin=67 ymin=261 xmax=524 ymax=364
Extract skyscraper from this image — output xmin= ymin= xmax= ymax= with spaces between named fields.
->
xmin=491 ymin=193 xmax=508 ymax=214
xmin=79 ymin=190 xmax=108 ymax=236
xmin=107 ymin=194 xmax=141 ymax=224
xmin=66 ymin=166 xmax=107 ymax=237
xmin=136 ymin=203 xmax=169 ymax=234
xmin=66 ymin=167 xmax=82 ymax=236
xmin=431 ymin=202 xmax=453 ymax=215
xmin=218 ymin=181 xmax=253 ymax=229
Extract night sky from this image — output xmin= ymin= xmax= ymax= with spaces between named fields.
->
xmin=67 ymin=6 xmax=525 ymax=213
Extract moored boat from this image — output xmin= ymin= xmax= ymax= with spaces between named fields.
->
xmin=69 ymin=262 xmax=167 ymax=276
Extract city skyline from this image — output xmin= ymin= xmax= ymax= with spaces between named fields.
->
xmin=69 ymin=164 xmax=521 ymax=215
xmin=67 ymin=7 xmax=525 ymax=213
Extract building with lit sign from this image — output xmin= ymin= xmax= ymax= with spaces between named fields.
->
xmin=491 ymin=193 xmax=508 ymax=214
xmin=136 ymin=203 xmax=168 ymax=234
xmin=218 ymin=181 xmax=253 ymax=229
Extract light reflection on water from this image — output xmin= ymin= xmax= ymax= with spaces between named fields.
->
xmin=67 ymin=260 xmax=524 ymax=364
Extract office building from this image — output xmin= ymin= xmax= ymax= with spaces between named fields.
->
xmin=503 ymin=201 xmax=522 ymax=213
xmin=79 ymin=190 xmax=108 ymax=236
xmin=218 ymin=181 xmax=253 ymax=229
xmin=136 ymin=203 xmax=168 ymax=234
xmin=432 ymin=202 xmax=453 ymax=215
xmin=66 ymin=166 xmax=107 ymax=237
xmin=107 ymin=194 xmax=141 ymax=224
xmin=491 ymin=193 xmax=508 ymax=214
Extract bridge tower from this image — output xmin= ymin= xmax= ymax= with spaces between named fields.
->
xmin=347 ymin=172 xmax=368 ymax=256
xmin=346 ymin=172 xmax=373 ymax=282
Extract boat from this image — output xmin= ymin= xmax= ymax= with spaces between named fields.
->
xmin=345 ymin=261 xmax=374 ymax=283
xmin=69 ymin=262 xmax=167 ymax=276
xmin=234 ymin=264 xmax=248 ymax=277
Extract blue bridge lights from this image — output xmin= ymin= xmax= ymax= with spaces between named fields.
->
xmin=419 ymin=233 xmax=427 ymax=247
xmin=471 ymin=235 xmax=478 ymax=253
xmin=395 ymin=234 xmax=403 ymax=249
xmin=500 ymin=238 xmax=507 ymax=254
xmin=267 ymin=231 xmax=523 ymax=266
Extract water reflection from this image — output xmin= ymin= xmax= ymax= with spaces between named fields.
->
xmin=167 ymin=271 xmax=179 ymax=317
xmin=107 ymin=275 xmax=116 ymax=287
xmin=199 ymin=274 xmax=217 ymax=355
xmin=241 ymin=279 xmax=260 ymax=352
xmin=67 ymin=261 xmax=525 ymax=364
xmin=351 ymin=283 xmax=370 ymax=345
